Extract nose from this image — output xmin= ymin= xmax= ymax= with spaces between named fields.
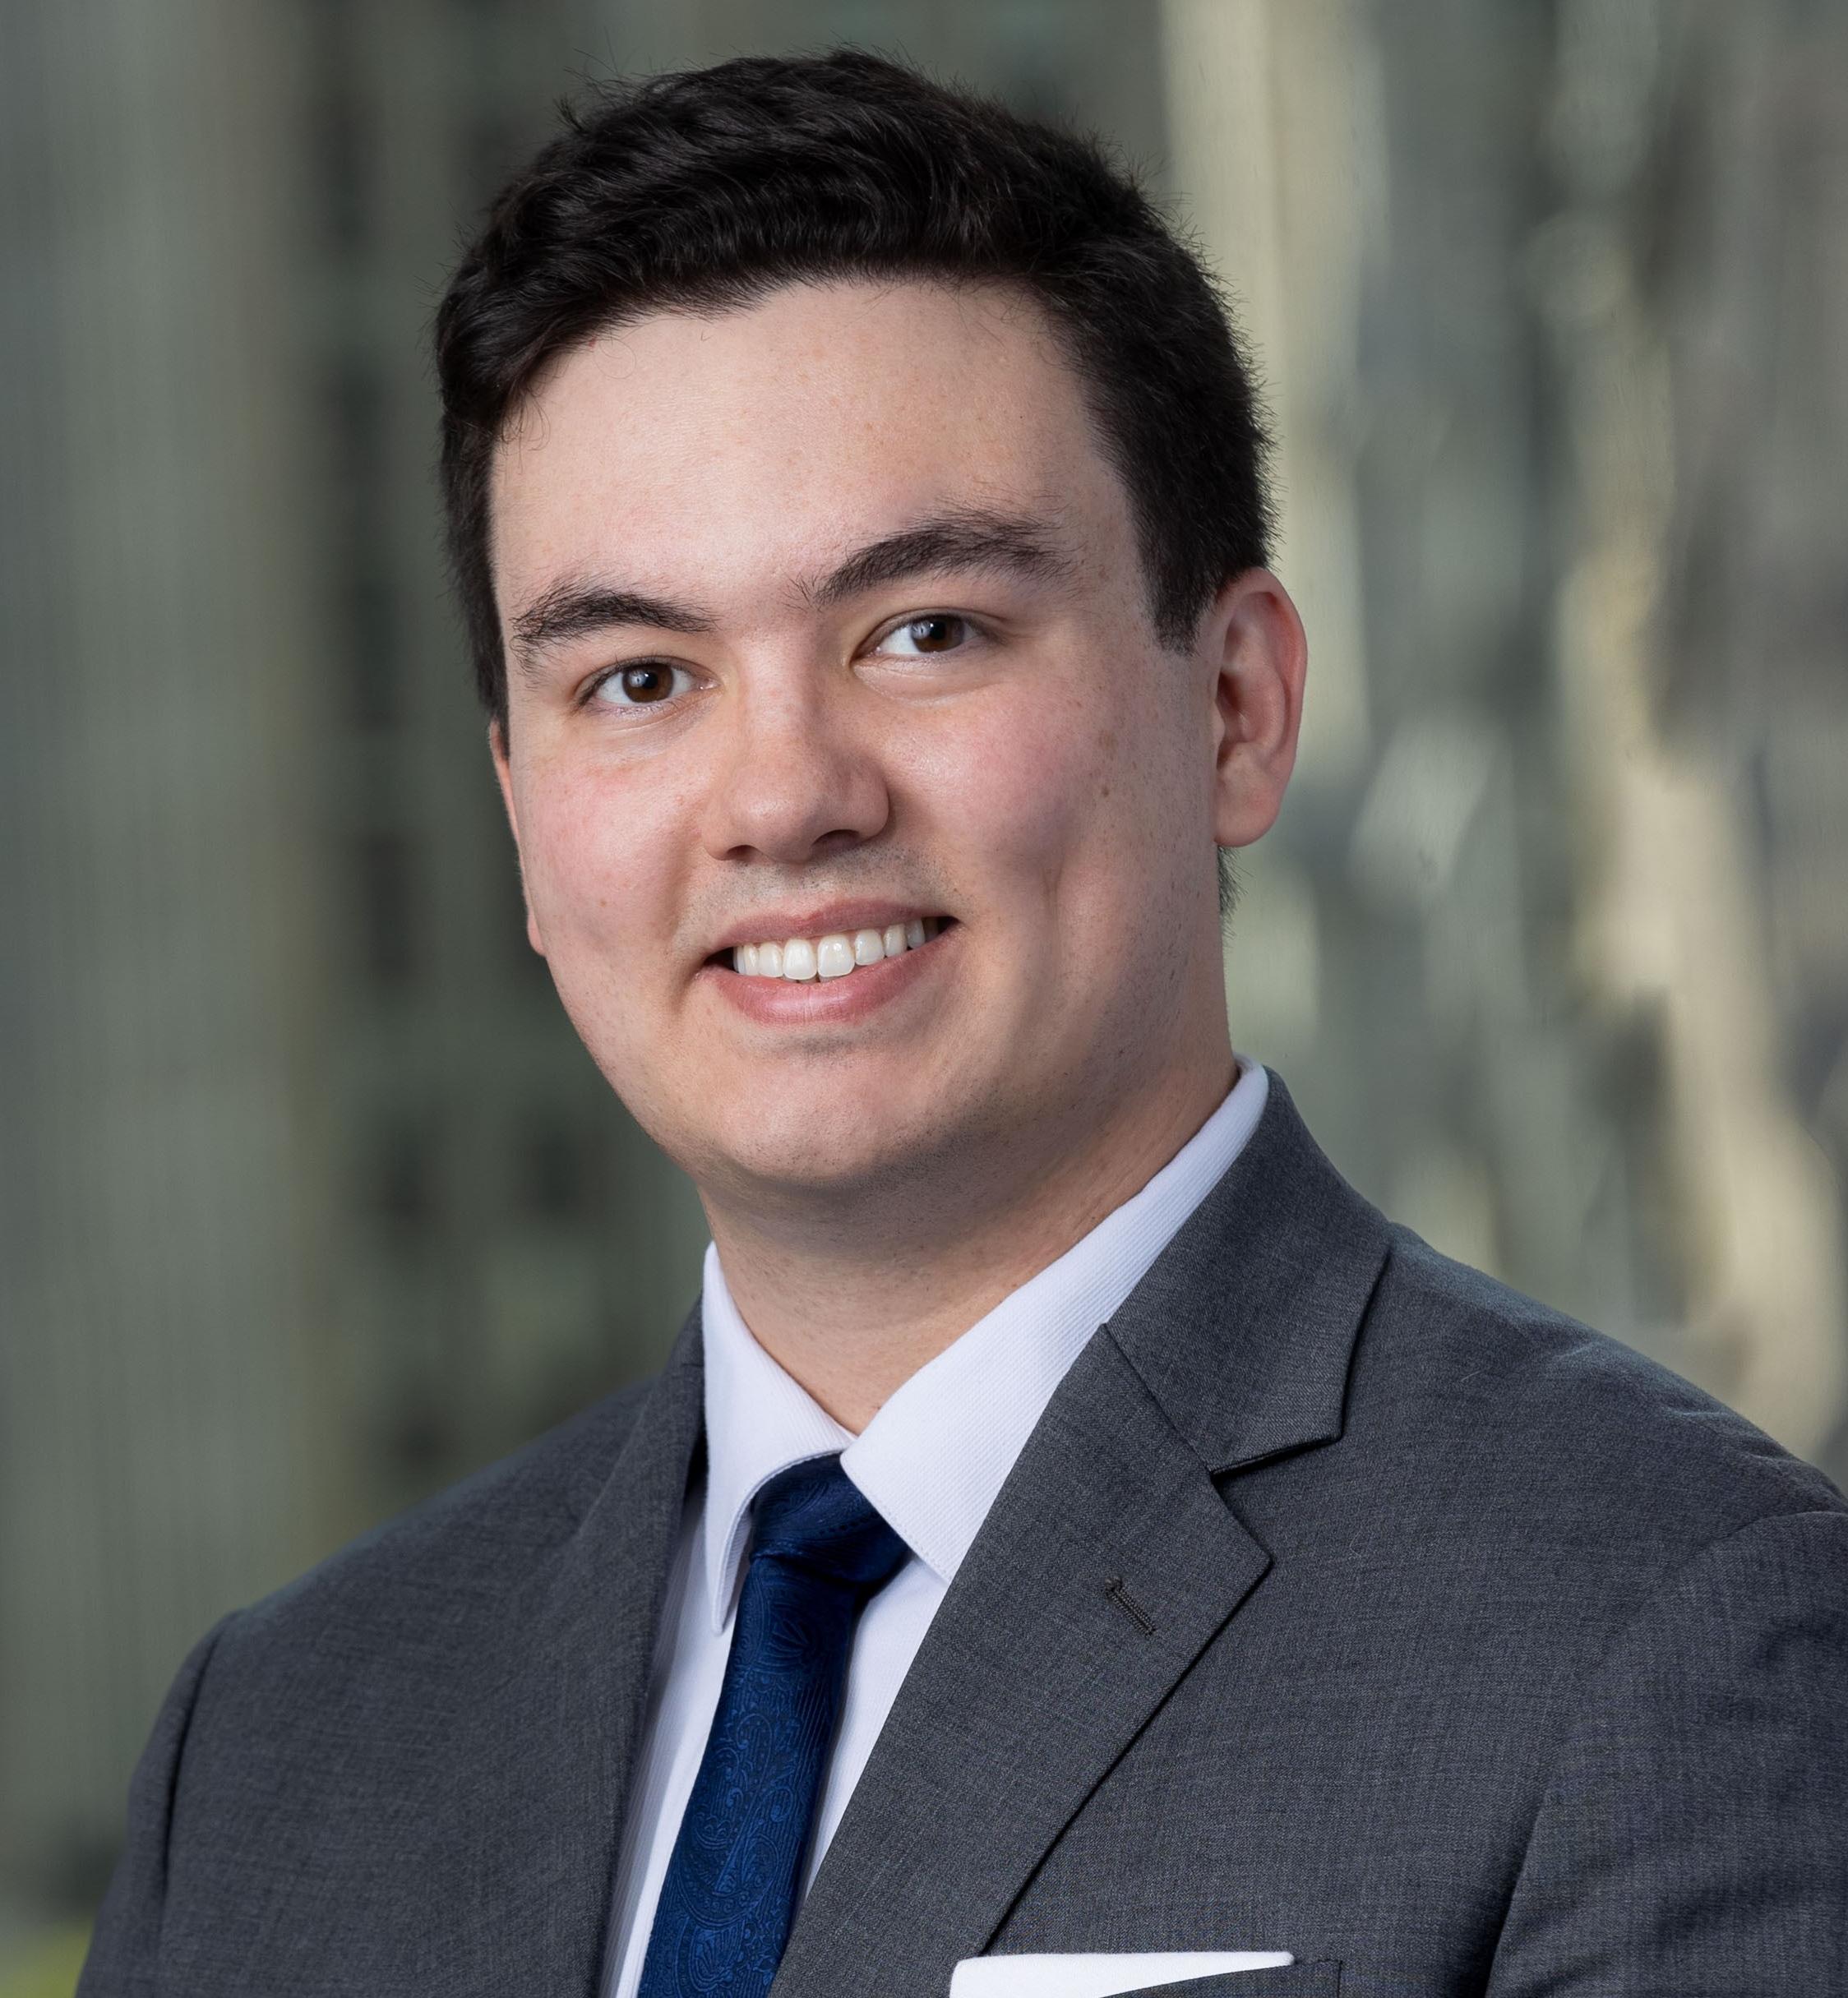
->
xmin=698 ymin=667 xmax=891 ymax=865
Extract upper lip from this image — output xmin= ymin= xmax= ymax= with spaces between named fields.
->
xmin=704 ymin=901 xmax=946 ymax=957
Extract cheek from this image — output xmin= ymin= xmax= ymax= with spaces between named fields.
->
xmin=912 ymin=684 xmax=1132 ymax=912
xmin=511 ymin=764 xmax=691 ymax=1114
xmin=515 ymin=759 xmax=679 ymax=950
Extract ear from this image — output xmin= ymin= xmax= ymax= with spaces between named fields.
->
xmin=1204 ymin=567 xmax=1308 ymax=849
xmin=488 ymin=718 xmax=547 ymax=958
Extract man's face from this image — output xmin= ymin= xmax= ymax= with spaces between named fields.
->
xmin=490 ymin=281 xmax=1233 ymax=1213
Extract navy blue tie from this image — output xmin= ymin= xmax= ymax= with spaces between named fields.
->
xmin=637 ymin=1456 xmax=908 ymax=1998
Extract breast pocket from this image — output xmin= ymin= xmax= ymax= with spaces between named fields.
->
xmin=1134 ymin=1966 xmax=1341 ymax=1998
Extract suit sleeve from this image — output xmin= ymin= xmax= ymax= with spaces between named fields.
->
xmin=1487 ymin=1508 xmax=1848 ymax=1994
xmin=77 ymin=1615 xmax=233 ymax=1998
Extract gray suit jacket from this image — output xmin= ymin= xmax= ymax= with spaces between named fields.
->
xmin=81 ymin=1077 xmax=1848 ymax=1997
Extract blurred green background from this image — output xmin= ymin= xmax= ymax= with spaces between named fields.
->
xmin=5 ymin=0 xmax=1847 ymax=1980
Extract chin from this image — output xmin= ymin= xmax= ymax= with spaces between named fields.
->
xmin=685 ymin=1095 xmax=959 ymax=1210
xmin=723 ymin=1128 xmax=924 ymax=1201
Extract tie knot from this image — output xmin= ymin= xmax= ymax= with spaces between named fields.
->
xmin=749 ymin=1456 xmax=908 ymax=1593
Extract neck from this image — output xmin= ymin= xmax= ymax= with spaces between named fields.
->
xmin=703 ymin=1051 xmax=1236 ymax=1431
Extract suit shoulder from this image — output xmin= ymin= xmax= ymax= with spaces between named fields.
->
xmin=233 ymin=1372 xmax=667 ymax=1645
xmin=1354 ymin=1225 xmax=1845 ymax=1543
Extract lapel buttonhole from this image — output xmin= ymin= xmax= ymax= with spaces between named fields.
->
xmin=1103 ymin=1576 xmax=1157 ymax=1636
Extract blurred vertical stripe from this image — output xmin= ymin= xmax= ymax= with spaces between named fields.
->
xmin=0 ymin=0 xmax=331 ymax=1922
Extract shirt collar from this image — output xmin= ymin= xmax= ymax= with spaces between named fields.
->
xmin=699 ymin=1271 xmax=852 ymax=1631
xmin=697 ymin=1059 xmax=1270 ymax=1631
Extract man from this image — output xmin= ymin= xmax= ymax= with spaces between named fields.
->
xmin=83 ymin=49 xmax=1846 ymax=1998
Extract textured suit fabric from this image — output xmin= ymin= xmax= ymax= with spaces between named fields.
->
xmin=81 ymin=1076 xmax=1848 ymax=1998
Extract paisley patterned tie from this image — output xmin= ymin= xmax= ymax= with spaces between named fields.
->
xmin=637 ymin=1456 xmax=909 ymax=1998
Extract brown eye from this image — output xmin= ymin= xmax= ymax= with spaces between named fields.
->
xmin=907 ymin=615 xmax=963 ymax=653
xmin=874 ymin=613 xmax=973 ymax=658
xmin=621 ymin=665 xmax=672 ymax=702
xmin=594 ymin=661 xmax=691 ymax=708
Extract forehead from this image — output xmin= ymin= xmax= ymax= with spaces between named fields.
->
xmin=488 ymin=279 xmax=1130 ymax=615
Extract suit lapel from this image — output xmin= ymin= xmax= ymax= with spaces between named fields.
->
xmin=443 ymin=1313 xmax=705 ymax=1998
xmin=773 ymin=1077 xmax=1392 ymax=1998
xmin=770 ymin=1329 xmax=1268 ymax=1998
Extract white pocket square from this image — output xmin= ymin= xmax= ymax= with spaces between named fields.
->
xmin=950 ymin=1952 xmax=1293 ymax=1997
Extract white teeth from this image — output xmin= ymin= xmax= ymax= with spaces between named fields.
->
xmin=729 ymin=919 xmax=945 ymax=980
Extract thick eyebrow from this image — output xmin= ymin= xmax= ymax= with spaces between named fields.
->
xmin=802 ymin=508 xmax=1075 ymax=610
xmin=509 ymin=582 xmax=714 ymax=671
xmin=507 ymin=507 xmax=1072 ymax=674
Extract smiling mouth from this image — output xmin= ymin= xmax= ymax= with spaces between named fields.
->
xmin=710 ymin=916 xmax=954 ymax=983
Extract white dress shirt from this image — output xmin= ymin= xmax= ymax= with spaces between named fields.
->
xmin=603 ymin=1060 xmax=1270 ymax=1997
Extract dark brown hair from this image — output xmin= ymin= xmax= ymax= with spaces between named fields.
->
xmin=434 ymin=48 xmax=1273 ymax=731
